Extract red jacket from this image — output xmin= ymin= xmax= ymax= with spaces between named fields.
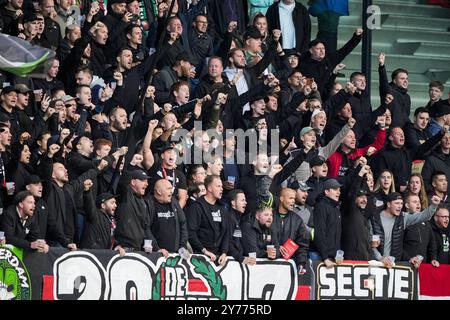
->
xmin=327 ymin=129 xmax=386 ymax=177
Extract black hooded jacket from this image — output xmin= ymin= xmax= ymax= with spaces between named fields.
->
xmin=311 ymin=194 xmax=342 ymax=260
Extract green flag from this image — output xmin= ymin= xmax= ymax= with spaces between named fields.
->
xmin=0 ymin=33 xmax=56 ymax=78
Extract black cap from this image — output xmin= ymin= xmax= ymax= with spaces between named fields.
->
xmin=386 ymin=192 xmax=403 ymax=202
xmin=23 ymin=13 xmax=43 ymax=24
xmin=430 ymin=100 xmax=450 ymax=118
xmin=309 ymin=155 xmax=326 ymax=168
xmin=130 ymin=169 xmax=150 ymax=181
xmin=25 ymin=175 xmax=43 ymax=186
xmin=323 ymin=179 xmax=342 ymax=190
xmin=96 ymin=192 xmax=118 ymax=207
xmin=249 ymin=94 xmax=267 ymax=105
xmin=356 ymin=189 xmax=369 ymax=197
xmin=243 ymin=26 xmax=263 ymax=40
xmin=161 ymin=142 xmax=174 ymax=153
xmin=288 ymin=180 xmax=312 ymax=191
xmin=284 ymin=49 xmax=301 ymax=58
xmin=1 ymin=86 xmax=19 ymax=95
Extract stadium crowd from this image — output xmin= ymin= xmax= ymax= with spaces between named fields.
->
xmin=0 ymin=0 xmax=449 ymax=274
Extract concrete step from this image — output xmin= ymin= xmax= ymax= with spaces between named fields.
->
xmin=414 ymin=42 xmax=450 ymax=58
xmin=311 ymin=24 xmax=450 ymax=45
xmin=349 ymin=0 xmax=450 ymax=18
xmin=340 ymin=52 xmax=450 ymax=75
xmin=340 ymin=14 xmax=450 ymax=32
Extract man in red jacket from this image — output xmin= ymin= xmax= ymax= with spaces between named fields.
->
xmin=327 ymin=124 xmax=386 ymax=178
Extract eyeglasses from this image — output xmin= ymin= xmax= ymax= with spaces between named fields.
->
xmin=436 ymin=215 xmax=450 ymax=219
xmin=195 ymin=21 xmax=208 ymax=24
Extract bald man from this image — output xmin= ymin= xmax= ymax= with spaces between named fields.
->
xmin=148 ymin=179 xmax=189 ymax=257
xmin=272 ymin=188 xmax=310 ymax=274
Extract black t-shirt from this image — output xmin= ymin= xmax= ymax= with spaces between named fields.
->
xmin=152 ymin=201 xmax=177 ymax=252
xmin=148 ymin=158 xmax=187 ymax=196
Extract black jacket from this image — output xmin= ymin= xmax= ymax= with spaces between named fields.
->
xmin=402 ymin=220 xmax=437 ymax=262
xmin=101 ymin=11 xmax=130 ymax=64
xmin=404 ymin=121 xmax=433 ymax=151
xmin=347 ymin=90 xmax=372 ymax=125
xmin=34 ymin=197 xmax=70 ymax=247
xmin=40 ymin=17 xmax=62 ymax=50
xmin=103 ymin=52 xmax=155 ymax=114
xmin=80 ymin=190 xmax=115 ymax=249
xmin=186 ymin=196 xmax=230 ymax=255
xmin=422 ymin=148 xmax=450 ymax=194
xmin=272 ymin=210 xmax=309 ymax=266
xmin=39 ymin=155 xmax=101 ymax=243
xmin=299 ymin=32 xmax=362 ymax=97
xmin=378 ymin=65 xmax=411 ymax=128
xmin=207 ymin=0 xmax=247 ymax=41
xmin=341 ymin=175 xmax=374 ymax=261
xmin=227 ymin=209 xmax=248 ymax=263
xmin=241 ymin=218 xmax=279 ymax=258
xmin=152 ymin=66 xmax=181 ymax=105
xmin=372 ymin=131 xmax=444 ymax=190
xmin=430 ymin=220 xmax=450 ymax=264
xmin=0 ymin=205 xmax=40 ymax=250
xmin=266 ymin=1 xmax=311 ymax=53
xmin=312 ymin=194 xmax=342 ymax=260
xmin=114 ymin=186 xmax=156 ymax=250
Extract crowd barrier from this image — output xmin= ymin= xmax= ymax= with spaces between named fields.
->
xmin=1 ymin=246 xmax=449 ymax=300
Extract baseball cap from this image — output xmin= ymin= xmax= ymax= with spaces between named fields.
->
xmin=300 ymin=126 xmax=315 ymax=137
xmin=14 ymin=84 xmax=32 ymax=94
xmin=1 ymin=85 xmax=19 ymax=95
xmin=96 ymin=192 xmax=118 ymax=207
xmin=161 ymin=142 xmax=175 ymax=153
xmin=323 ymin=179 xmax=342 ymax=190
xmin=130 ymin=169 xmax=150 ymax=181
xmin=61 ymin=95 xmax=78 ymax=104
xmin=309 ymin=155 xmax=326 ymax=168
xmin=288 ymin=180 xmax=312 ymax=192
xmin=243 ymin=26 xmax=263 ymax=40
xmin=430 ymin=100 xmax=450 ymax=118
xmin=356 ymin=189 xmax=369 ymax=197
xmin=23 ymin=13 xmax=43 ymax=24
xmin=386 ymin=192 xmax=403 ymax=202
xmin=284 ymin=49 xmax=301 ymax=58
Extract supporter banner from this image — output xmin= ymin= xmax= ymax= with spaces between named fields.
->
xmin=1 ymin=246 xmax=307 ymax=300
xmin=419 ymin=264 xmax=450 ymax=300
xmin=8 ymin=245 xmax=450 ymax=300
xmin=313 ymin=261 xmax=418 ymax=300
